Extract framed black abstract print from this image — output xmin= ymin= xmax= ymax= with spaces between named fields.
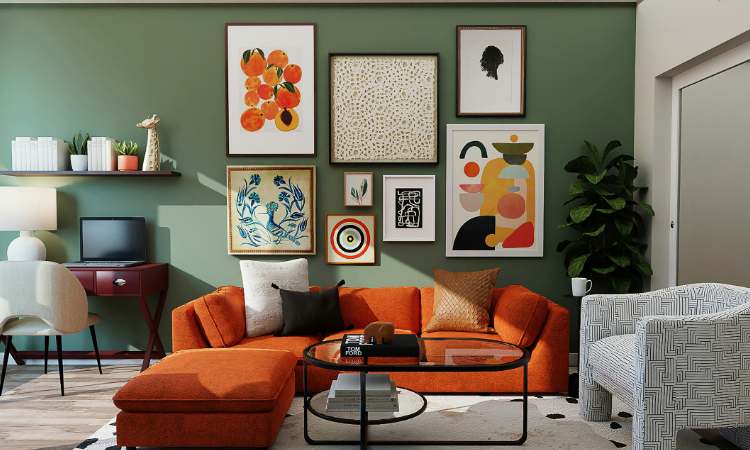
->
xmin=457 ymin=26 xmax=526 ymax=117
xmin=382 ymin=175 xmax=436 ymax=242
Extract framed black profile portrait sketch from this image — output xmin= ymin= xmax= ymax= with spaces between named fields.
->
xmin=457 ymin=25 xmax=526 ymax=117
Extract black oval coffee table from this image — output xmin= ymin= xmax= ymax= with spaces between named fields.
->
xmin=303 ymin=337 xmax=530 ymax=450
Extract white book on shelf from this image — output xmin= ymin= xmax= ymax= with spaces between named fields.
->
xmin=30 ymin=139 xmax=39 ymax=171
xmin=104 ymin=139 xmax=116 ymax=171
xmin=39 ymin=137 xmax=52 ymax=171
xmin=56 ymin=140 xmax=68 ymax=170
xmin=333 ymin=374 xmax=394 ymax=397
xmin=11 ymin=140 xmax=18 ymax=170
xmin=88 ymin=138 xmax=98 ymax=171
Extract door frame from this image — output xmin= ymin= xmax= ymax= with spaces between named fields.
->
xmin=668 ymin=41 xmax=750 ymax=285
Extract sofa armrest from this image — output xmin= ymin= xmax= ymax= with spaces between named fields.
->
xmin=526 ymin=300 xmax=569 ymax=393
xmin=172 ymin=300 xmax=210 ymax=352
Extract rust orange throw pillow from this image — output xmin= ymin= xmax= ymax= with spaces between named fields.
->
xmin=493 ymin=284 xmax=549 ymax=348
xmin=193 ymin=286 xmax=246 ymax=348
xmin=424 ymin=268 xmax=499 ymax=332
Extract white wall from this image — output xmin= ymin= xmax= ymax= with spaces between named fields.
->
xmin=635 ymin=0 xmax=750 ymax=288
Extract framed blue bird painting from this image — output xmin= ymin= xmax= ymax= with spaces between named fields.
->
xmin=227 ymin=165 xmax=316 ymax=255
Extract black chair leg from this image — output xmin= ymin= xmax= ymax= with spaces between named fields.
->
xmin=0 ymin=335 xmax=12 ymax=396
xmin=44 ymin=336 xmax=49 ymax=374
xmin=55 ymin=335 xmax=64 ymax=396
xmin=89 ymin=326 xmax=102 ymax=375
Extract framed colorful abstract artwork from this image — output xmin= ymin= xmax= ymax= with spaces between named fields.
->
xmin=225 ymin=23 xmax=316 ymax=156
xmin=329 ymin=53 xmax=439 ymax=163
xmin=457 ymin=26 xmax=526 ymax=117
xmin=227 ymin=165 xmax=316 ymax=255
xmin=326 ymin=214 xmax=376 ymax=265
xmin=382 ymin=175 xmax=436 ymax=242
xmin=344 ymin=172 xmax=373 ymax=207
xmin=445 ymin=124 xmax=544 ymax=257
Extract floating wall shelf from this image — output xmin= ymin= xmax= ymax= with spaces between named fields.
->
xmin=0 ymin=170 xmax=181 ymax=177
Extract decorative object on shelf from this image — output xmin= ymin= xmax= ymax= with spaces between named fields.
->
xmin=115 ymin=140 xmax=140 ymax=172
xmin=11 ymin=137 xmax=68 ymax=171
xmin=0 ymin=187 xmax=57 ymax=261
xmin=445 ymin=124 xmax=544 ymax=257
xmin=344 ymin=172 xmax=373 ymax=207
xmin=87 ymin=137 xmax=117 ymax=171
xmin=329 ymin=53 xmax=439 ymax=163
xmin=227 ymin=165 xmax=315 ymax=255
xmin=137 ymin=114 xmax=161 ymax=171
xmin=225 ymin=23 xmax=316 ymax=156
xmin=457 ymin=25 xmax=526 ymax=117
xmin=326 ymin=214 xmax=376 ymax=265
xmin=558 ymin=140 xmax=653 ymax=293
xmin=382 ymin=174 xmax=436 ymax=242
xmin=363 ymin=321 xmax=395 ymax=345
xmin=66 ymin=132 xmax=90 ymax=172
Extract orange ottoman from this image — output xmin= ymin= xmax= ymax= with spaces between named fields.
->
xmin=113 ymin=348 xmax=296 ymax=449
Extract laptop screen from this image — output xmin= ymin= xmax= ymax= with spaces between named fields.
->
xmin=80 ymin=217 xmax=147 ymax=262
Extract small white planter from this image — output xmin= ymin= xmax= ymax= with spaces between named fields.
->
xmin=70 ymin=154 xmax=88 ymax=172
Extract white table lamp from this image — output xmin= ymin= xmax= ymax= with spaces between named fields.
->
xmin=0 ymin=187 xmax=57 ymax=261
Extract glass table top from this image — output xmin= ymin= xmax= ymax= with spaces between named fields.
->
xmin=304 ymin=337 xmax=528 ymax=372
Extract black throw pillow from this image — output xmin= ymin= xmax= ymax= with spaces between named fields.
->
xmin=273 ymin=280 xmax=346 ymax=336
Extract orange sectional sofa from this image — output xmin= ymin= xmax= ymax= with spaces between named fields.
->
xmin=172 ymin=284 xmax=570 ymax=395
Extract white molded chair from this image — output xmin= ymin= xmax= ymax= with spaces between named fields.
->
xmin=0 ymin=261 xmax=101 ymax=396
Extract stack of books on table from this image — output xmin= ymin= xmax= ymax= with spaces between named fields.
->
xmin=326 ymin=373 xmax=399 ymax=412
xmin=11 ymin=137 xmax=68 ymax=171
xmin=87 ymin=137 xmax=117 ymax=171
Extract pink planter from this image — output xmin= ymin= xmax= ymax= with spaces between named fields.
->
xmin=118 ymin=155 xmax=138 ymax=171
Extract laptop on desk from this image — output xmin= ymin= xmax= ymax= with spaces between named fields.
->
xmin=64 ymin=217 xmax=147 ymax=268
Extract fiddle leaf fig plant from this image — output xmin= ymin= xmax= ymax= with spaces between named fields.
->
xmin=557 ymin=140 xmax=654 ymax=294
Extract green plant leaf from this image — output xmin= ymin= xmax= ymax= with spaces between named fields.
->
xmin=556 ymin=240 xmax=572 ymax=252
xmin=592 ymin=265 xmax=617 ymax=275
xmin=567 ymin=253 xmax=590 ymax=277
xmin=570 ymin=204 xmax=596 ymax=223
xmin=595 ymin=208 xmax=616 ymax=214
xmin=638 ymin=202 xmax=655 ymax=216
xmin=583 ymin=224 xmax=606 ymax=237
xmin=605 ymin=197 xmax=627 ymax=210
xmin=602 ymin=140 xmax=622 ymax=160
xmin=569 ymin=179 xmax=585 ymax=196
xmin=583 ymin=140 xmax=601 ymax=166
xmin=350 ymin=187 xmax=358 ymax=200
xmin=606 ymin=154 xmax=635 ymax=169
xmin=361 ymin=179 xmax=368 ymax=197
xmin=610 ymin=277 xmax=631 ymax=294
xmin=564 ymin=156 xmax=597 ymax=174
xmin=585 ymin=171 xmax=606 ymax=185
xmin=242 ymin=49 xmax=253 ymax=64
xmin=608 ymin=254 xmax=631 ymax=268
xmin=614 ymin=217 xmax=634 ymax=235
xmin=255 ymin=48 xmax=265 ymax=59
xmin=635 ymin=260 xmax=653 ymax=276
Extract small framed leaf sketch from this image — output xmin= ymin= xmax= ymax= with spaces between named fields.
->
xmin=382 ymin=175 xmax=436 ymax=242
xmin=344 ymin=172 xmax=373 ymax=207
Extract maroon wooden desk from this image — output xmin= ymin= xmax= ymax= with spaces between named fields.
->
xmin=15 ymin=263 xmax=169 ymax=371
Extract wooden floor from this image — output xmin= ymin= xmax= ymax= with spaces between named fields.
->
xmin=0 ymin=364 xmax=139 ymax=450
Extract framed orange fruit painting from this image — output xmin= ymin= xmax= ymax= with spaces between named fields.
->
xmin=225 ymin=23 xmax=316 ymax=156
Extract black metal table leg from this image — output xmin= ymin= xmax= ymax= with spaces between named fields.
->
xmin=360 ymin=370 xmax=368 ymax=450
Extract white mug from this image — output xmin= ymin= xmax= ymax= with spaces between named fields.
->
xmin=571 ymin=277 xmax=593 ymax=297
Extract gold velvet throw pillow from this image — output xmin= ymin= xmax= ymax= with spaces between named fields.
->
xmin=425 ymin=268 xmax=499 ymax=333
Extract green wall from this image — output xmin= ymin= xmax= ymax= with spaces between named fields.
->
xmin=0 ymin=3 xmax=635 ymax=352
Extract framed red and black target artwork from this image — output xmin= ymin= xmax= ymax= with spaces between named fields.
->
xmin=326 ymin=214 xmax=376 ymax=265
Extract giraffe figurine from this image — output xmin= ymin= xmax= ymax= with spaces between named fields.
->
xmin=137 ymin=114 xmax=161 ymax=171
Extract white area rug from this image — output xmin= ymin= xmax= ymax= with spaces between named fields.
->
xmin=74 ymin=395 xmax=726 ymax=449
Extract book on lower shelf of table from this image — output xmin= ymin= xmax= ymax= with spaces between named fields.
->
xmin=326 ymin=373 xmax=399 ymax=412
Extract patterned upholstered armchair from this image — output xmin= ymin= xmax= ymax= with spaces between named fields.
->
xmin=579 ymin=283 xmax=750 ymax=450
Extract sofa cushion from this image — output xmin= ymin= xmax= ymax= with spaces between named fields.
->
xmin=276 ymin=282 xmax=345 ymax=336
xmin=589 ymin=334 xmax=636 ymax=394
xmin=193 ymin=286 xmax=246 ymax=348
xmin=240 ymin=258 xmax=309 ymax=338
xmin=425 ymin=268 xmax=499 ymax=333
xmin=493 ymin=285 xmax=549 ymax=348
xmin=420 ymin=330 xmax=504 ymax=340
xmin=422 ymin=287 xmax=507 ymax=331
xmin=338 ymin=287 xmax=421 ymax=333
xmin=113 ymin=348 xmax=296 ymax=413
xmin=235 ymin=334 xmax=321 ymax=359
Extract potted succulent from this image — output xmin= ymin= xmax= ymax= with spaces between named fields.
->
xmin=115 ymin=140 xmax=139 ymax=171
xmin=66 ymin=132 xmax=90 ymax=171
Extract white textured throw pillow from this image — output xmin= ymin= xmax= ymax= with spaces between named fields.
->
xmin=240 ymin=258 xmax=309 ymax=337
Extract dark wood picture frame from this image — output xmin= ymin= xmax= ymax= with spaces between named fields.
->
xmin=325 ymin=214 xmax=377 ymax=265
xmin=329 ymin=53 xmax=440 ymax=164
xmin=456 ymin=25 xmax=526 ymax=117
xmin=225 ymin=23 xmax=317 ymax=157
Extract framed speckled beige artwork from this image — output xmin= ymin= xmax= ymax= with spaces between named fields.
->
xmin=329 ymin=53 xmax=439 ymax=164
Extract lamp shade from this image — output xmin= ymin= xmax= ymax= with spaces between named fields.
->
xmin=0 ymin=187 xmax=57 ymax=231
